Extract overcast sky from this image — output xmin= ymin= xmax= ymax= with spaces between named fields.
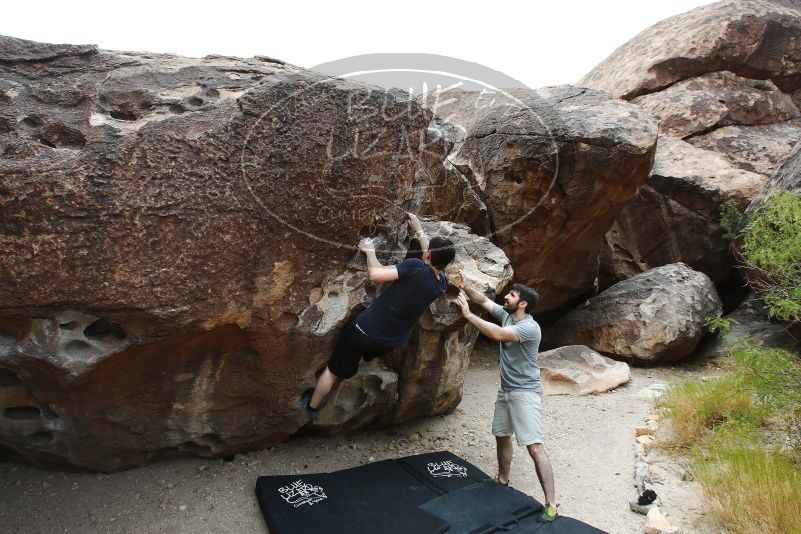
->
xmin=4 ymin=0 xmax=716 ymax=88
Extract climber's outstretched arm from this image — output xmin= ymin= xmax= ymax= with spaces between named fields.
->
xmin=406 ymin=212 xmax=429 ymax=251
xmin=359 ymin=237 xmax=399 ymax=283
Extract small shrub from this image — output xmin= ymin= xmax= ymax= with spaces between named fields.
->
xmin=738 ymin=192 xmax=801 ymax=323
xmin=705 ymin=315 xmax=736 ymax=338
xmin=720 ymin=199 xmax=744 ymax=241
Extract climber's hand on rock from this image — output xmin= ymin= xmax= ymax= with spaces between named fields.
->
xmin=359 ymin=237 xmax=375 ymax=253
xmin=405 ymin=212 xmax=423 ymax=234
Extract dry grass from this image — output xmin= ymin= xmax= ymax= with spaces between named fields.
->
xmin=694 ymin=446 xmax=801 ymax=534
xmin=659 ymin=343 xmax=801 ymax=533
xmin=659 ymin=377 xmax=753 ymax=449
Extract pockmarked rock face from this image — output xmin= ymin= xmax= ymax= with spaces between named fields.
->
xmin=420 ymin=86 xmax=658 ymax=314
xmin=578 ymin=0 xmax=801 ymax=100
xmin=600 ymin=137 xmax=765 ymax=288
xmin=538 ymin=345 xmax=630 ymax=396
xmin=0 ymin=36 xmax=508 ymax=470
xmin=544 ymin=264 xmax=723 ymax=366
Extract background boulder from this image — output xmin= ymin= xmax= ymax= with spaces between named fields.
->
xmin=582 ymin=0 xmax=801 ymax=311
xmin=544 ymin=264 xmax=723 ymax=365
xmin=539 ymin=345 xmax=630 ymax=396
xmin=578 ymin=0 xmax=801 ymax=100
xmin=599 ymin=137 xmax=764 ymax=290
xmin=420 ymin=86 xmax=658 ymax=315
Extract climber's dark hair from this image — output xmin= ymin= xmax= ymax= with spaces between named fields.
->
xmin=428 ymin=236 xmax=456 ymax=268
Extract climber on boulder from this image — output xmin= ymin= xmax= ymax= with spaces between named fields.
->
xmin=300 ymin=213 xmax=456 ymax=418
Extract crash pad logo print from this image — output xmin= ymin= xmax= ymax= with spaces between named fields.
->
xmin=427 ymin=460 xmax=468 ymax=478
xmin=278 ymin=479 xmax=327 ymax=507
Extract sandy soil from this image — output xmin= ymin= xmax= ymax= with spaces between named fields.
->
xmin=0 ymin=341 xmax=721 ymax=534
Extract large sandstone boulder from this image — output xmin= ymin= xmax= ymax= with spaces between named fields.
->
xmin=600 ymin=137 xmax=765 ymax=288
xmin=420 ymin=86 xmax=658 ymax=314
xmin=539 ymin=346 xmax=630 ymax=396
xmin=0 ymin=36 xmax=508 ymax=471
xmin=578 ymin=0 xmax=801 ymax=100
xmin=583 ymin=1 xmax=801 ymax=300
xmin=544 ymin=264 xmax=723 ymax=365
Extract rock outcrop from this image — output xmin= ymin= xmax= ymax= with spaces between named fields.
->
xmin=539 ymin=346 xmax=630 ymax=396
xmin=420 ymin=86 xmax=658 ymax=314
xmin=578 ymin=0 xmax=801 ymax=100
xmin=686 ymin=119 xmax=801 ymax=177
xmin=632 ymin=71 xmax=799 ymax=139
xmin=582 ymin=0 xmax=801 ymax=299
xmin=544 ymin=264 xmax=723 ymax=365
xmin=600 ymin=137 xmax=765 ymax=288
xmin=0 ymin=36 xmax=511 ymax=470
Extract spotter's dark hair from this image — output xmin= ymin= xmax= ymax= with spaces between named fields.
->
xmin=510 ymin=283 xmax=539 ymax=311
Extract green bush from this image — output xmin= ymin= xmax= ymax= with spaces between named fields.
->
xmin=737 ymin=192 xmax=801 ymax=323
xmin=720 ymin=199 xmax=743 ymax=241
xmin=705 ymin=315 xmax=735 ymax=338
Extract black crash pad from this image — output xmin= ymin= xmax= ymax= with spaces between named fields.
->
xmin=255 ymin=450 xmax=607 ymax=533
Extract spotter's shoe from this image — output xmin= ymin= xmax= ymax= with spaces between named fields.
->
xmin=536 ymin=504 xmax=558 ymax=523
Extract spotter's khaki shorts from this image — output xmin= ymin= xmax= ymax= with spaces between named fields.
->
xmin=491 ymin=388 xmax=543 ymax=447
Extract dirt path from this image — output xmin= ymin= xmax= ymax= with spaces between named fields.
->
xmin=0 ymin=343 xmax=718 ymax=533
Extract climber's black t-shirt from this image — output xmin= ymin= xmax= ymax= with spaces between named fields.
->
xmin=355 ymin=258 xmax=448 ymax=347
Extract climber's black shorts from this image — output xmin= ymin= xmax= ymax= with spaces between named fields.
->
xmin=328 ymin=321 xmax=394 ymax=379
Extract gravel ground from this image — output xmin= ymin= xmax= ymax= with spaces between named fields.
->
xmin=0 ymin=341 xmax=720 ymax=533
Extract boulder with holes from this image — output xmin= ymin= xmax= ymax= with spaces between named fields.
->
xmin=309 ymin=220 xmax=513 ymax=433
xmin=0 ymin=36 xmax=508 ymax=470
xmin=599 ymin=137 xmax=765 ymax=290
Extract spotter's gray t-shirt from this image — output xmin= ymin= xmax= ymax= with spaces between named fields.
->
xmin=491 ymin=303 xmax=543 ymax=393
